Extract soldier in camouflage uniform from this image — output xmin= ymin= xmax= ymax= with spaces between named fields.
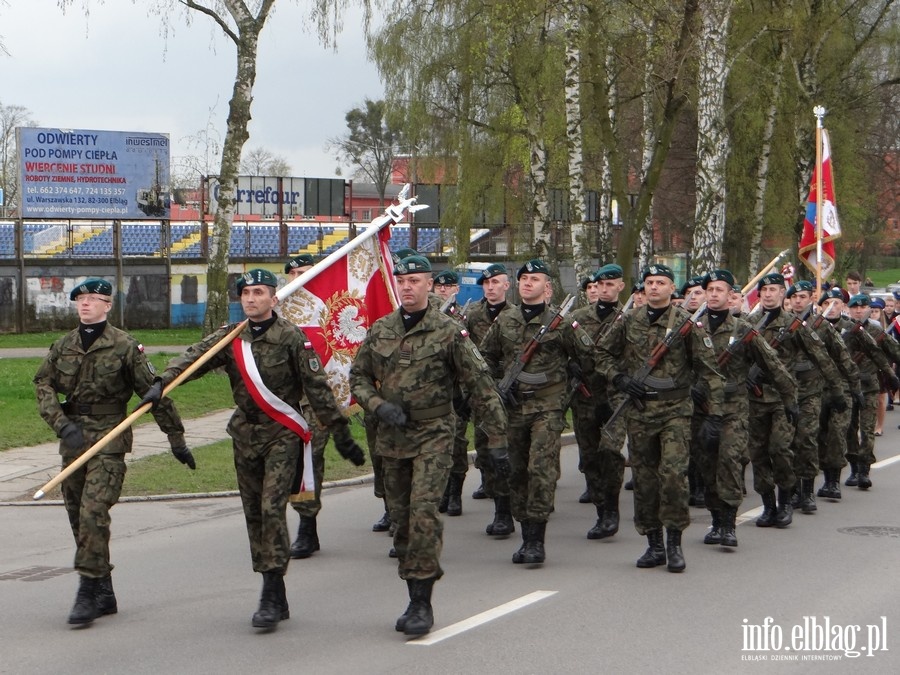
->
xmin=143 ymin=269 xmax=364 ymax=630
xmin=431 ymin=269 xmax=469 ymax=517
xmin=572 ymin=271 xmax=603 ymax=504
xmin=695 ymin=270 xmax=796 ymax=548
xmin=350 ymin=255 xmax=506 ymax=636
xmin=843 ymin=294 xmax=900 ymax=489
xmin=34 ymin=277 xmax=194 ymax=626
xmin=681 ymin=275 xmax=708 ymax=509
xmin=569 ymin=264 xmax=628 ymax=540
xmin=596 ymin=264 xmax=725 ymax=573
xmin=480 ymin=259 xmax=593 ymax=566
xmin=466 ymin=263 xmax=517 ymax=536
xmin=747 ymin=273 xmax=844 ymax=529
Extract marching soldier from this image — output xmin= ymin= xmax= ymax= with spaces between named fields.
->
xmin=350 ymin=255 xmax=507 ymax=636
xmin=466 ymin=263 xmax=517 ymax=535
xmin=479 ymin=259 xmax=592 ymax=565
xmin=142 ymin=269 xmax=365 ymax=630
xmin=596 ymin=264 xmax=725 ymax=572
xmin=695 ymin=270 xmax=796 ymax=548
xmin=34 ymin=277 xmax=194 ymax=626
xmin=569 ymin=264 xmax=628 ymax=540
xmin=747 ymin=273 xmax=843 ymax=529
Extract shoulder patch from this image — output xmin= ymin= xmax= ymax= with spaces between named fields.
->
xmin=809 ymin=331 xmax=821 ymax=343
xmin=703 ymin=336 xmax=714 ymax=350
xmin=308 ymin=356 xmax=321 ymax=372
xmin=580 ymin=333 xmax=592 ymax=347
xmin=146 ymin=360 xmax=156 ymax=375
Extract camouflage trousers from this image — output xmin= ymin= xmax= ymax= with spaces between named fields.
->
xmin=694 ymin=410 xmax=745 ymax=509
xmin=790 ymin=393 xmax=822 ymax=479
xmin=365 ymin=413 xmax=385 ymax=499
xmin=290 ymin=423 xmax=329 ymax=518
xmin=847 ymin=388 xmax=879 ymax=466
xmin=450 ymin=411 xmax=469 ymax=476
xmin=817 ymin=392 xmax=851 ymax=470
xmin=748 ymin=401 xmax=796 ymax=494
xmin=507 ymin=409 xmax=566 ymax=523
xmin=62 ymin=452 xmax=127 ymax=578
xmin=473 ymin=419 xmax=509 ymax=499
xmin=572 ymin=400 xmax=625 ymax=505
xmin=233 ymin=430 xmax=300 ymax=574
xmin=626 ymin=414 xmax=691 ymax=534
xmin=383 ymin=451 xmax=452 ymax=581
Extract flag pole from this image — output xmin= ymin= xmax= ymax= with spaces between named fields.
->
xmin=33 ymin=185 xmax=424 ymax=500
xmin=813 ymin=105 xmax=826 ymax=299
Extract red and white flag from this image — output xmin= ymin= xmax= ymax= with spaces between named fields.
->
xmin=798 ymin=129 xmax=841 ymax=278
xmin=280 ymin=226 xmax=397 ymax=411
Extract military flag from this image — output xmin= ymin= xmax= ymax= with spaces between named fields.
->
xmin=798 ymin=126 xmax=841 ymax=280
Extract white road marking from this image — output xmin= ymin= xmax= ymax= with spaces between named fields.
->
xmin=737 ymin=506 xmax=762 ymax=525
xmin=872 ymin=454 xmax=900 ymax=469
xmin=407 ymin=590 xmax=557 ymax=646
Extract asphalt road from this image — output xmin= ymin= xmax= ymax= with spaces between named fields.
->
xmin=2 ymin=427 xmax=899 ymax=674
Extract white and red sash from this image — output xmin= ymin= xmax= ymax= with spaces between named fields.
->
xmin=232 ymin=337 xmax=314 ymax=500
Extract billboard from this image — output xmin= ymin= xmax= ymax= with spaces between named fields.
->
xmin=18 ymin=127 xmax=170 ymax=220
xmin=206 ymin=176 xmax=306 ymax=217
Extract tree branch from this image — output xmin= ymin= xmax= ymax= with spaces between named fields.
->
xmin=180 ymin=0 xmax=239 ymax=45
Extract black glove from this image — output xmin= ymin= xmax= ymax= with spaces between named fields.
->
xmin=138 ymin=379 xmax=164 ymax=411
xmin=58 ymin=421 xmax=85 ymax=451
xmin=851 ymin=391 xmax=865 ymax=408
xmin=598 ymin=402 xmax=614 ymax=426
xmin=827 ymin=392 xmax=848 ymax=413
xmin=613 ymin=373 xmax=648 ymax=401
xmin=375 ymin=402 xmax=407 ymax=428
xmin=886 ymin=373 xmax=900 ymax=392
xmin=698 ymin=414 xmax=723 ymax=452
xmin=566 ymin=360 xmax=584 ymax=381
xmin=453 ymin=395 xmax=472 ymax=420
xmin=499 ymin=383 xmax=519 ymax=408
xmin=690 ymin=385 xmax=708 ymax=408
xmin=171 ymin=445 xmax=196 ymax=470
xmin=333 ymin=425 xmax=366 ymax=466
xmin=489 ymin=447 xmax=511 ymax=479
xmin=784 ymin=404 xmax=800 ymax=426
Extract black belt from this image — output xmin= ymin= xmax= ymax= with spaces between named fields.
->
xmin=724 ymin=381 xmax=739 ymax=394
xmin=62 ymin=401 xmax=126 ymax=416
xmin=408 ymin=402 xmax=453 ymax=421
xmin=644 ymin=386 xmax=690 ymax=402
xmin=518 ymin=382 xmax=567 ymax=401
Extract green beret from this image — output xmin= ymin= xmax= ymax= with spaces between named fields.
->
xmin=580 ymin=275 xmax=593 ymax=291
xmin=847 ymin=293 xmax=870 ymax=308
xmin=671 ymin=290 xmax=684 ymax=300
xmin=703 ymin=269 xmax=735 ymax=289
xmin=236 ymin=268 xmax=278 ymax=293
xmin=680 ymin=275 xmax=705 ymax=294
xmin=594 ymin=264 xmax=623 ymax=281
xmin=732 ymin=284 xmax=742 ymax=293
xmin=284 ymin=254 xmax=316 ymax=273
xmin=632 ymin=282 xmax=644 ymax=294
xmin=517 ymin=259 xmax=551 ymax=280
xmin=642 ymin=263 xmax=674 ymax=282
xmin=392 ymin=247 xmax=419 ymax=263
xmin=477 ymin=263 xmax=509 ymax=285
xmin=757 ymin=272 xmax=785 ymax=292
xmin=70 ymin=277 xmax=113 ymax=301
xmin=433 ymin=270 xmax=460 ymax=285
xmin=818 ymin=286 xmax=848 ymax=305
xmin=785 ymin=280 xmax=814 ymax=298
xmin=394 ymin=255 xmax=432 ymax=275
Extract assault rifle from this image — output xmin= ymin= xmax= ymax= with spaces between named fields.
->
xmin=716 ymin=311 xmax=769 ymax=369
xmin=603 ymin=302 xmax=708 ymax=437
xmin=456 ymin=298 xmax=472 ymax=322
xmin=746 ymin=304 xmax=814 ymax=394
xmin=497 ymin=294 xmax=575 ymax=400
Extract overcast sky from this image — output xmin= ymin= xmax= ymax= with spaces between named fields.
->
xmin=2 ymin=0 xmax=385 ymax=181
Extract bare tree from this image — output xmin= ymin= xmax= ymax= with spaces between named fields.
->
xmin=0 ymin=101 xmax=38 ymax=216
xmin=240 ymin=146 xmax=291 ymax=175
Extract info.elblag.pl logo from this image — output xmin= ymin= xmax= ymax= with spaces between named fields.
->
xmin=741 ymin=616 xmax=888 ymax=661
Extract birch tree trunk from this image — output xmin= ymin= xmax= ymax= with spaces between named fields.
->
xmin=638 ymin=18 xmax=658 ymax=270
xmin=596 ymin=45 xmax=616 ymax=265
xmin=690 ymin=0 xmax=733 ymax=274
xmin=526 ymin=114 xmax=553 ymax=262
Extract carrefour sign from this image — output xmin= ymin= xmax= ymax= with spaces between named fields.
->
xmin=206 ymin=176 xmax=305 ymax=216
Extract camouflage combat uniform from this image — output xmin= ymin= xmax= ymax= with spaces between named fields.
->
xmin=596 ymin=304 xmax=724 ymax=535
xmin=34 ymin=326 xmax=185 ymax=578
xmin=159 ymin=316 xmax=348 ymax=574
xmin=812 ymin=317 xmax=859 ymax=474
xmin=480 ymin=305 xmax=592 ymax=524
xmin=350 ymin=305 xmax=506 ymax=581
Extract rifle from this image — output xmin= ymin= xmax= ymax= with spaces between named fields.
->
xmin=809 ymin=301 xmax=836 ymax=332
xmin=603 ymin=302 xmax=708 ymax=437
xmin=746 ymin=304 xmax=814 ymax=394
xmin=717 ymin=311 xmax=769 ymax=369
xmin=592 ymin=295 xmax=635 ymax=345
xmin=439 ymin=293 xmax=457 ymax=315
xmin=497 ymin=294 xmax=575 ymax=399
xmin=456 ymin=298 xmax=472 ymax=322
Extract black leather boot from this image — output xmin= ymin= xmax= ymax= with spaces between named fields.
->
xmin=403 ymin=578 xmax=435 ymax=636
xmin=486 ymin=495 xmax=515 ymax=536
xmin=252 ymin=571 xmax=288 ymax=628
xmin=845 ymin=462 xmax=859 ymax=486
xmin=720 ymin=506 xmax=738 ymax=547
xmin=290 ymin=515 xmax=320 ymax=559
xmin=586 ymin=504 xmax=605 ymax=540
xmin=68 ymin=575 xmax=100 ymax=625
xmin=829 ymin=468 xmax=842 ymax=499
xmin=372 ymin=498 xmax=391 ymax=532
xmin=790 ymin=483 xmax=802 ymax=509
xmin=800 ymin=478 xmax=816 ymax=513
xmin=775 ymin=486 xmax=793 ymax=528
xmin=703 ymin=510 xmax=722 ymax=545
xmin=666 ymin=529 xmax=686 ymax=572
xmin=395 ymin=579 xmax=415 ymax=632
xmin=578 ymin=481 xmax=591 ymax=503
xmin=95 ymin=574 xmax=117 ymax=616
xmin=522 ymin=521 xmax=546 ymax=564
xmin=857 ymin=463 xmax=872 ymax=490
xmin=438 ymin=479 xmax=451 ymax=513
xmin=756 ymin=491 xmax=777 ymax=527
xmin=511 ymin=522 xmax=530 ymax=564
xmin=472 ymin=470 xmax=487 ymax=499
xmin=635 ymin=528 xmax=666 ymax=568
xmin=816 ymin=471 xmax=831 ymax=499
xmin=624 ymin=478 xmax=634 ymax=491
xmin=588 ymin=493 xmax=619 ymax=539
xmin=446 ymin=473 xmax=464 ymax=517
